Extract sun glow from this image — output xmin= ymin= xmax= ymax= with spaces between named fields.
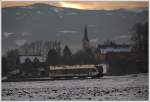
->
xmin=59 ymin=2 xmax=85 ymax=10
xmin=57 ymin=2 xmax=148 ymax=10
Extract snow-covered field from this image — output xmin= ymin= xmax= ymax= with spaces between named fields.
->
xmin=2 ymin=73 xmax=148 ymax=101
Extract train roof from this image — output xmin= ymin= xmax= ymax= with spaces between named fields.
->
xmin=49 ymin=65 xmax=96 ymax=70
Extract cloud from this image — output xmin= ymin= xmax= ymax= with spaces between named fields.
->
xmin=3 ymin=32 xmax=14 ymax=38
xmin=68 ymin=12 xmax=78 ymax=15
xmin=58 ymin=2 xmax=148 ymax=10
xmin=90 ymin=39 xmax=98 ymax=43
xmin=15 ymin=39 xmax=27 ymax=46
xmin=21 ymin=32 xmax=32 ymax=36
xmin=59 ymin=30 xmax=77 ymax=34
xmin=113 ymin=35 xmax=130 ymax=41
xmin=88 ymin=24 xmax=96 ymax=27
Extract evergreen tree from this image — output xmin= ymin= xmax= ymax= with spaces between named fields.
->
xmin=7 ymin=49 xmax=19 ymax=70
xmin=2 ymin=56 xmax=8 ymax=76
xmin=131 ymin=22 xmax=148 ymax=72
xmin=16 ymin=56 xmax=21 ymax=66
xmin=47 ymin=49 xmax=60 ymax=65
xmin=33 ymin=57 xmax=40 ymax=68
xmin=131 ymin=22 xmax=148 ymax=55
xmin=23 ymin=58 xmax=34 ymax=76
xmin=63 ymin=45 xmax=72 ymax=65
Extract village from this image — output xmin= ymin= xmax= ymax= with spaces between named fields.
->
xmin=2 ymin=25 xmax=135 ymax=81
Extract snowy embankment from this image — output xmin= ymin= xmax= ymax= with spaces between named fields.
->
xmin=2 ymin=73 xmax=148 ymax=101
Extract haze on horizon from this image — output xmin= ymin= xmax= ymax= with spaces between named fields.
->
xmin=2 ymin=1 xmax=148 ymax=10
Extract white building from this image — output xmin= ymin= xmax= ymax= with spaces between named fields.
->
xmin=97 ymin=44 xmax=131 ymax=54
xmin=19 ymin=55 xmax=46 ymax=77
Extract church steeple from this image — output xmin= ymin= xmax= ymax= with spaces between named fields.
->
xmin=82 ymin=25 xmax=90 ymax=50
xmin=83 ymin=25 xmax=89 ymax=41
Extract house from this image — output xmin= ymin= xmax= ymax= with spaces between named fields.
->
xmin=95 ymin=44 xmax=131 ymax=60
xmin=18 ymin=55 xmax=47 ymax=77
xmin=96 ymin=43 xmax=133 ymax=75
xmin=19 ymin=55 xmax=44 ymax=64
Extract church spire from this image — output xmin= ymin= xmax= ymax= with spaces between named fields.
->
xmin=82 ymin=25 xmax=90 ymax=50
xmin=83 ymin=25 xmax=89 ymax=41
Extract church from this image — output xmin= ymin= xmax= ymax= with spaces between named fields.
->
xmin=82 ymin=25 xmax=90 ymax=50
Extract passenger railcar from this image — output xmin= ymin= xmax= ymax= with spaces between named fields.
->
xmin=49 ymin=65 xmax=103 ymax=79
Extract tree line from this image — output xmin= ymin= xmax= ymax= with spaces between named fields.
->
xmin=2 ymin=42 xmax=97 ymax=76
xmin=106 ymin=22 xmax=148 ymax=75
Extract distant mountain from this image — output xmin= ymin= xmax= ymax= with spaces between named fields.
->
xmin=2 ymin=3 xmax=148 ymax=54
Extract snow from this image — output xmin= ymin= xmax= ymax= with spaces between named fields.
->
xmin=15 ymin=39 xmax=27 ymax=46
xmin=100 ymin=47 xmax=131 ymax=54
xmin=9 ymin=69 xmax=20 ymax=75
xmin=3 ymin=32 xmax=14 ymax=38
xmin=37 ymin=11 xmax=42 ymax=14
xmin=125 ymin=8 xmax=147 ymax=13
xmin=53 ymin=8 xmax=63 ymax=13
xmin=2 ymin=73 xmax=148 ymax=101
xmin=20 ymin=6 xmax=35 ymax=9
xmin=67 ymin=12 xmax=77 ymax=15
